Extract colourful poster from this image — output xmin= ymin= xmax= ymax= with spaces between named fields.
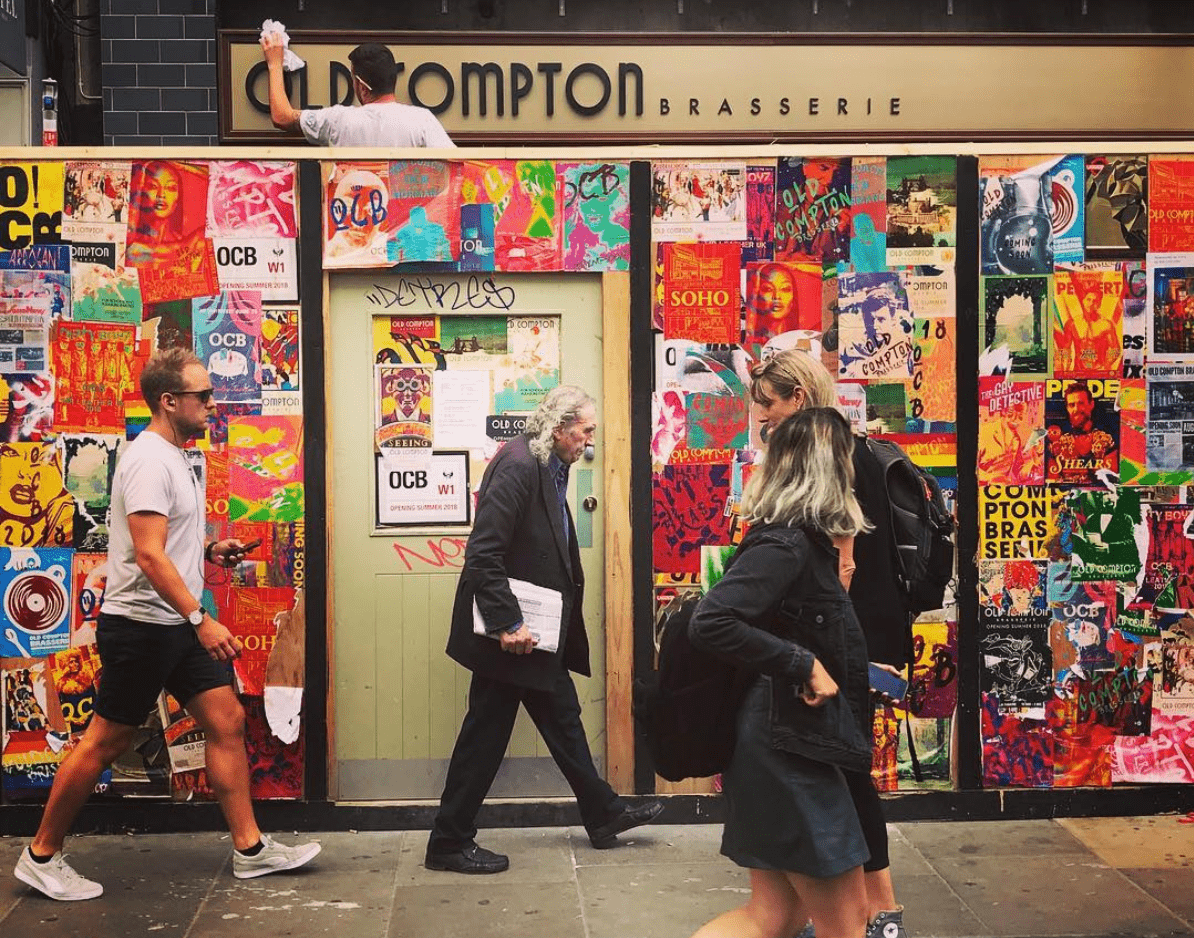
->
xmin=59 ymin=434 xmax=123 ymax=552
xmin=1052 ymin=266 xmax=1123 ymax=377
xmin=1148 ymin=157 xmax=1194 ymax=252
xmin=1146 ymin=362 xmax=1194 ymax=477
xmin=887 ymin=155 xmax=957 ymax=266
xmin=62 ymin=160 xmax=131 ymax=245
xmin=742 ymin=260 xmax=822 ymax=357
xmin=980 ymin=157 xmax=1055 ymax=275
xmin=1044 ymin=377 xmax=1120 ymax=486
xmin=662 ymin=242 xmax=740 ymax=343
xmin=652 ymin=463 xmax=733 ymax=576
xmin=979 ymin=484 xmax=1052 ymax=560
xmin=1064 ymin=487 xmax=1145 ymax=583
xmin=0 ymin=372 xmax=54 ymax=443
xmin=230 ymin=586 xmax=296 ymax=696
xmin=977 ymin=377 xmax=1045 ymax=485
xmin=1149 ymin=262 xmax=1194 ymax=363
xmin=0 ymin=162 xmax=64 ymax=250
xmin=386 ymin=160 xmax=463 ymax=264
xmin=1049 ymin=154 xmax=1085 ymax=265
xmin=1121 ymin=260 xmax=1148 ymax=379
xmin=494 ymin=316 xmax=561 ymax=412
xmin=907 ymin=620 xmax=958 ymax=719
xmin=651 ymin=161 xmax=747 ymax=242
xmin=909 ymin=311 xmax=957 ymax=431
xmin=206 ymin=160 xmax=297 ymax=238
xmin=978 ymin=558 xmax=1053 ymax=709
xmin=127 ymin=160 xmax=219 ymax=303
xmin=70 ymin=242 xmax=141 ymax=324
xmin=48 ymin=644 xmax=101 ymax=733
xmin=1085 ymin=155 xmax=1148 ymax=256
xmin=323 ymin=161 xmax=391 ymax=269
xmin=70 ymin=552 xmax=107 ymax=647
xmin=0 ymin=547 xmax=72 ymax=656
xmin=850 ymin=157 xmax=886 ymax=272
xmin=227 ymin=415 xmax=304 ymax=522
xmin=261 ymin=306 xmax=299 ymax=391
xmin=50 ymin=320 xmax=136 ymax=433
xmin=742 ymin=164 xmax=776 ymax=265
xmin=375 ymin=364 xmax=433 ymax=450
xmin=775 ymin=157 xmax=851 ymax=264
xmin=193 ymin=292 xmax=263 ymax=405
xmin=462 ymin=159 xmax=561 ymax=271
xmin=980 ymin=275 xmax=1050 ymax=377
xmin=560 ymin=162 xmax=630 ymax=272
xmin=981 ymin=695 xmax=1054 ymax=788
xmin=837 ymin=271 xmax=914 ymax=379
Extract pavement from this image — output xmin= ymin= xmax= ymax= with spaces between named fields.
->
xmin=2 ymin=815 xmax=1193 ymax=937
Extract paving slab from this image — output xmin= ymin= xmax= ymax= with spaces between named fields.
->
xmin=1116 ymin=867 xmax=1194 ymax=927
xmin=1057 ymin=816 xmax=1194 ymax=870
xmin=899 ymin=819 xmax=1091 ymax=861
xmin=388 ymin=881 xmax=585 ymax=938
xmin=191 ymin=832 xmax=395 ymax=938
xmin=929 ymin=852 xmax=1188 ymax=937
xmin=885 ymin=870 xmax=988 ymax=938
xmin=2 ymin=832 xmax=229 ymax=938
xmin=578 ymin=860 xmax=747 ymax=938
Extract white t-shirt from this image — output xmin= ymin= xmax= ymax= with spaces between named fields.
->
xmin=102 ymin=430 xmax=205 ymax=624
xmin=300 ymin=102 xmax=455 ymax=148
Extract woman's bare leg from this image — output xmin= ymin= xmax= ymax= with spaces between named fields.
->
xmin=690 ymin=869 xmax=806 ymax=938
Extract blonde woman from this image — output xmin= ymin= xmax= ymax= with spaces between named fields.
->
xmin=749 ymin=349 xmax=911 ymax=938
xmin=689 ymin=408 xmax=873 ymax=938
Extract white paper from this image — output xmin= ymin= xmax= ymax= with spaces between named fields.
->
xmin=473 ymin=577 xmax=563 ymax=654
xmin=264 ymin=685 xmax=304 ymax=744
xmin=433 ymin=369 xmax=490 ymax=448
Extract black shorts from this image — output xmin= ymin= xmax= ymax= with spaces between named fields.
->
xmin=94 ymin=612 xmax=233 ymax=726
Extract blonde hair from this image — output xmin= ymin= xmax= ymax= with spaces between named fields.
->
xmin=749 ymin=349 xmax=835 ymax=410
xmin=742 ymin=407 xmax=871 ymax=538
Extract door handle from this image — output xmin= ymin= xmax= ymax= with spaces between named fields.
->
xmin=582 ymin=496 xmax=598 ymax=512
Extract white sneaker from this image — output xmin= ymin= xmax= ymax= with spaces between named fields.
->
xmin=14 ymin=847 xmax=103 ymax=901
xmin=232 ymin=834 xmax=321 ymax=880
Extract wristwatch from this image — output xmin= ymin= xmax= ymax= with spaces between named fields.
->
xmin=187 ymin=608 xmax=205 ymax=627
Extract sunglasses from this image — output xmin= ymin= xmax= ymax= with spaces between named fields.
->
xmin=167 ymin=388 xmax=215 ymax=404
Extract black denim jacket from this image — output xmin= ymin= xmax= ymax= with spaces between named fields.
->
xmin=689 ymin=523 xmax=873 ymax=774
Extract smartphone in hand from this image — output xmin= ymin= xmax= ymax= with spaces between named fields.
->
xmin=868 ymin=662 xmax=908 ymax=703
xmin=239 ymin=538 xmax=263 ymax=552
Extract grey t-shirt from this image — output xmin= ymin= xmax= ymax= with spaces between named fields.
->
xmin=102 ymin=430 xmax=205 ymax=624
xmin=299 ymin=102 xmax=455 ymax=148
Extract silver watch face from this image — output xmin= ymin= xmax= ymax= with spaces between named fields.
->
xmin=188 ymin=609 xmax=205 ymax=626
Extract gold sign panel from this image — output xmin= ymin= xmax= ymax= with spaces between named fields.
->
xmin=220 ymin=32 xmax=1194 ymax=143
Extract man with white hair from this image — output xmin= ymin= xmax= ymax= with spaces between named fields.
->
xmin=426 ymin=386 xmax=662 ymax=874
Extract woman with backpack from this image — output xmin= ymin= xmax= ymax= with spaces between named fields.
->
xmin=687 ymin=407 xmax=873 ymax=938
xmin=747 ymin=349 xmax=910 ymax=938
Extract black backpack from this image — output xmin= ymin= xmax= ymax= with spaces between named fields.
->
xmin=863 ymin=436 xmax=956 ymax=616
xmin=633 ymin=592 xmax=752 ymax=782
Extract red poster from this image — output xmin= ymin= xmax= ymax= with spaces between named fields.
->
xmin=127 ymin=160 xmax=218 ymax=303
xmin=742 ymin=260 xmax=822 ymax=357
xmin=230 ymin=587 xmax=295 ymax=696
xmin=662 ymin=243 xmax=740 ymax=343
xmin=1149 ymin=158 xmax=1194 ymax=252
xmin=51 ymin=321 xmax=137 ymax=433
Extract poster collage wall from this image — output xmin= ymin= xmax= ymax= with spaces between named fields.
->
xmin=977 ymin=154 xmax=1194 ymax=788
xmin=0 ymin=159 xmax=307 ymax=803
xmin=316 ymin=159 xmax=631 ymax=525
xmin=648 ymin=157 xmax=961 ymax=791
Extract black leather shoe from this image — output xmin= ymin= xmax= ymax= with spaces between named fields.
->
xmin=424 ymin=843 xmax=510 ymax=874
xmin=588 ymin=800 xmax=664 ymax=849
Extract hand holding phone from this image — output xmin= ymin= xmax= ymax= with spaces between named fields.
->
xmin=239 ymin=538 xmax=263 ymax=552
xmin=868 ymin=662 xmax=908 ymax=703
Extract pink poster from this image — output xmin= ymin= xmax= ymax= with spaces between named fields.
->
xmin=206 ymin=160 xmax=297 ymax=238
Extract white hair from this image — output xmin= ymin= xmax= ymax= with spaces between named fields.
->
xmin=526 ymin=385 xmax=595 ymax=464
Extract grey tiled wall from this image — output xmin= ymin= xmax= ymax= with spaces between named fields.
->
xmin=101 ymin=0 xmax=218 ymax=145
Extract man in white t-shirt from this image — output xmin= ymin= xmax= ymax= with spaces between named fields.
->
xmin=14 ymin=349 xmax=320 ymax=902
xmin=261 ymin=35 xmax=455 ymax=148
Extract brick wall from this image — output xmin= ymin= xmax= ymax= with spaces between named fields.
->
xmin=101 ymin=0 xmax=218 ymax=145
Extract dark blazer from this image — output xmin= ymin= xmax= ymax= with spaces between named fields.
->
xmin=445 ymin=434 xmax=590 ymax=692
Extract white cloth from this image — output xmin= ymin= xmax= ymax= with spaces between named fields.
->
xmin=299 ymin=102 xmax=455 ymax=148
xmin=102 ymin=430 xmax=205 ymax=625
xmin=260 ymin=19 xmax=305 ymax=71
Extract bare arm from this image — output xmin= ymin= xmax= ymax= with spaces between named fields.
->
xmin=128 ymin=511 xmax=243 ymax=661
xmin=261 ymin=33 xmax=302 ymax=133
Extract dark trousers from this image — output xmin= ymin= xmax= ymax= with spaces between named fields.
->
xmin=428 ymin=669 xmax=625 ymax=854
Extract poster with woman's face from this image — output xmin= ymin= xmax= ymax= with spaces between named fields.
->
xmin=126 ymin=160 xmax=217 ymax=303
